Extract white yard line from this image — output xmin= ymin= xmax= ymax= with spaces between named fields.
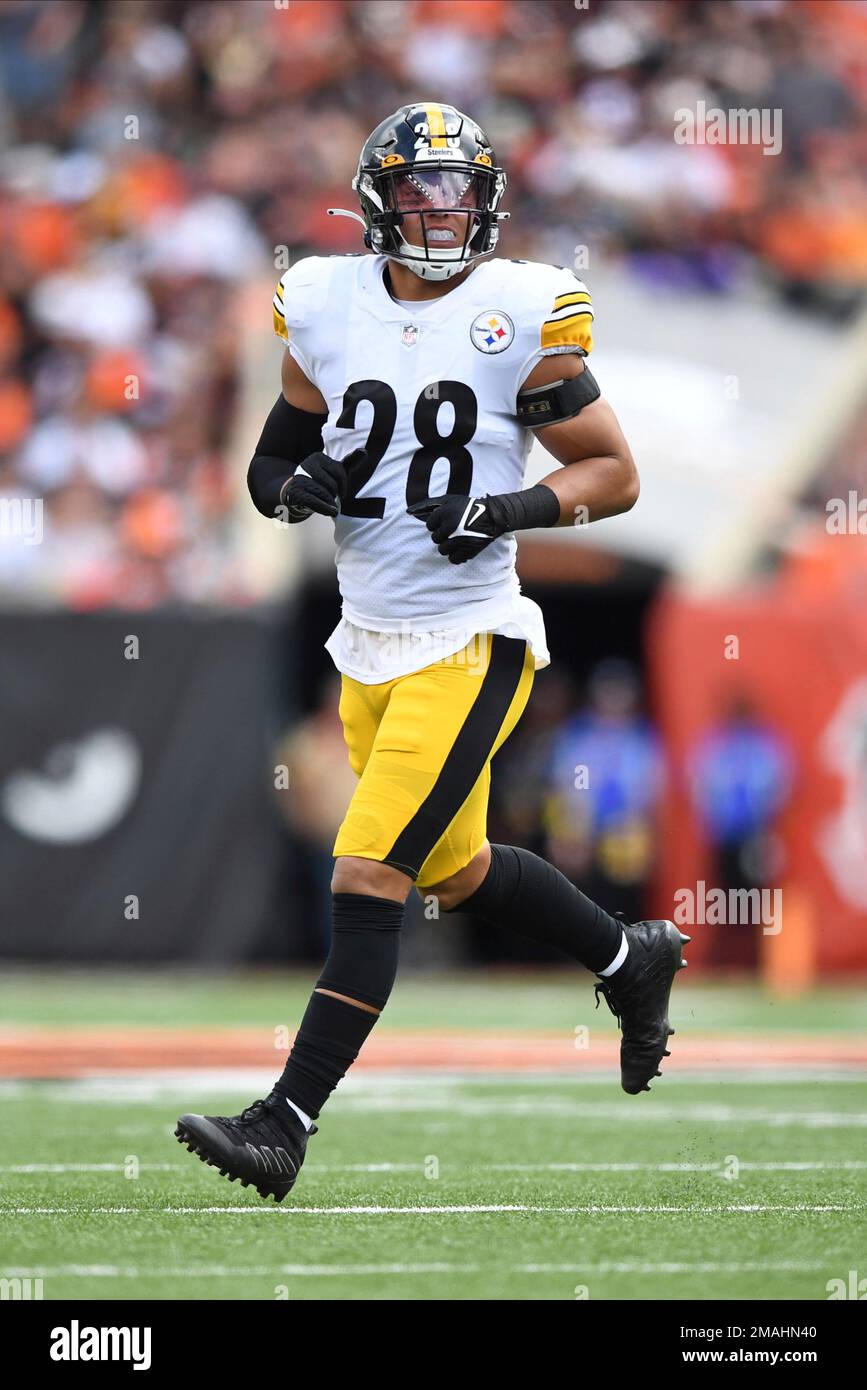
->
xmin=2 ymin=1259 xmax=832 ymax=1278
xmin=0 ymin=1163 xmax=186 ymax=1173
xmin=335 ymin=1100 xmax=867 ymax=1126
xmin=3 ymin=1202 xmax=859 ymax=1216
xmin=482 ymin=1160 xmax=867 ymax=1172
xmin=4 ymin=1084 xmax=866 ymax=1128
xmin=2 ymin=1159 xmax=867 ymax=1174
xmin=1 ymin=1068 xmax=864 ymax=1104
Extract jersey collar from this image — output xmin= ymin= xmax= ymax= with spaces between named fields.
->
xmin=368 ymin=255 xmax=490 ymax=320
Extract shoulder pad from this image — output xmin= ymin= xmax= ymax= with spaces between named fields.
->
xmin=272 ymin=256 xmax=333 ymax=344
xmin=538 ymin=265 xmax=594 ymax=356
xmin=505 ymin=261 xmax=594 ymax=357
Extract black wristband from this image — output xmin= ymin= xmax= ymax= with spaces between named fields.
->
xmin=490 ymin=483 xmax=560 ymax=532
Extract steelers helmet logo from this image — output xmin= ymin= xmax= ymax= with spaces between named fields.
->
xmin=470 ymin=310 xmax=514 ymax=354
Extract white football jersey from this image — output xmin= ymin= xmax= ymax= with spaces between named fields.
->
xmin=272 ymin=253 xmax=593 ymax=675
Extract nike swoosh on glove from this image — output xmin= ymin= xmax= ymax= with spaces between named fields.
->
xmin=408 ymin=493 xmax=509 ymax=564
xmin=279 ymin=449 xmax=366 ymax=520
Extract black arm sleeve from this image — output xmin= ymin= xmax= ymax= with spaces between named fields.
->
xmin=247 ymin=395 xmax=328 ymax=517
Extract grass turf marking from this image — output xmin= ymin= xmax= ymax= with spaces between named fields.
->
xmin=3 ymin=1160 xmax=867 ymax=1174
xmin=4 ymin=1202 xmax=860 ymax=1216
xmin=2 ymin=1260 xmax=834 ymax=1278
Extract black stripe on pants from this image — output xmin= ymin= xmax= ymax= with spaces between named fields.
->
xmin=383 ymin=634 xmax=527 ymax=880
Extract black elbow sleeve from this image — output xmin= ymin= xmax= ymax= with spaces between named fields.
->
xmin=247 ymin=395 xmax=327 ymax=517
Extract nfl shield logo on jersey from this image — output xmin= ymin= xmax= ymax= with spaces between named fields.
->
xmin=401 ymin=323 xmax=420 ymax=348
xmin=470 ymin=310 xmax=515 ymax=354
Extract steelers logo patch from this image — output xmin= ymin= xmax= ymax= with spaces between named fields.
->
xmin=470 ymin=310 xmax=515 ymax=354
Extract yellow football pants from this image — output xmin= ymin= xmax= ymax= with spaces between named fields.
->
xmin=334 ymin=634 xmax=535 ymax=888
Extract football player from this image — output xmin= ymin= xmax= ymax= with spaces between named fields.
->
xmin=176 ymin=103 xmax=689 ymax=1201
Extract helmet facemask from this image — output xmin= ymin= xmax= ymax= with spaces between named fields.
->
xmin=355 ymin=162 xmax=506 ymax=281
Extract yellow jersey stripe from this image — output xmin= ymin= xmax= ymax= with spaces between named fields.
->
xmin=273 ymin=305 xmax=288 ymax=341
xmin=553 ymin=291 xmax=591 ymax=310
xmin=425 ymin=103 xmax=449 ymax=149
xmin=275 ymin=282 xmax=284 ymax=302
xmin=547 ymin=306 xmax=594 ymax=328
xmin=542 ymin=309 xmax=593 ymax=332
xmin=548 ymin=307 xmax=594 ymax=327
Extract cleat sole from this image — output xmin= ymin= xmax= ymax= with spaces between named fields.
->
xmin=174 ymin=1118 xmax=297 ymax=1203
xmin=620 ymin=922 xmax=686 ymax=1095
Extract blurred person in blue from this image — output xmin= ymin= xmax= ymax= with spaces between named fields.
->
xmin=545 ymin=659 xmax=665 ymax=923
xmin=688 ymin=694 xmax=794 ymax=970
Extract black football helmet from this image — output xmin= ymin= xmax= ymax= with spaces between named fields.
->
xmin=332 ymin=102 xmax=508 ymax=281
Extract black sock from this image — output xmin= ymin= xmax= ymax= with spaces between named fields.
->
xmin=273 ymin=893 xmax=403 ymax=1119
xmin=272 ymin=990 xmax=380 ymax=1121
xmin=456 ymin=844 xmax=624 ymax=974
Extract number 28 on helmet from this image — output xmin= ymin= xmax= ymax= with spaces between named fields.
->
xmin=328 ymin=102 xmax=508 ymax=282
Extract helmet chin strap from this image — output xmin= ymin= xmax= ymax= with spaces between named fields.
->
xmin=327 ymin=207 xmax=464 ymax=277
xmin=396 ymin=254 xmax=467 ymax=282
xmin=393 ymin=212 xmax=482 ymax=280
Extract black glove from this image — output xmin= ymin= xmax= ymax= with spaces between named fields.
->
xmin=409 ymin=484 xmax=559 ymax=564
xmin=409 ymin=494 xmax=505 ymax=564
xmin=278 ymin=449 xmax=366 ymax=521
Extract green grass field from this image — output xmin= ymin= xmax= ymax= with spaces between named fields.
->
xmin=1 ymin=971 xmax=865 ymax=1301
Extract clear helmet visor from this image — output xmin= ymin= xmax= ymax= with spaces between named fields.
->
xmin=388 ymin=168 xmax=488 ymax=214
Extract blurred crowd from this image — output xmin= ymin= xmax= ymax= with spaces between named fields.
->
xmin=0 ymin=0 xmax=865 ymax=607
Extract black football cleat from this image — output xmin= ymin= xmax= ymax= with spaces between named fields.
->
xmin=594 ymin=919 xmax=690 ymax=1094
xmin=175 ymin=1093 xmax=316 ymax=1202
